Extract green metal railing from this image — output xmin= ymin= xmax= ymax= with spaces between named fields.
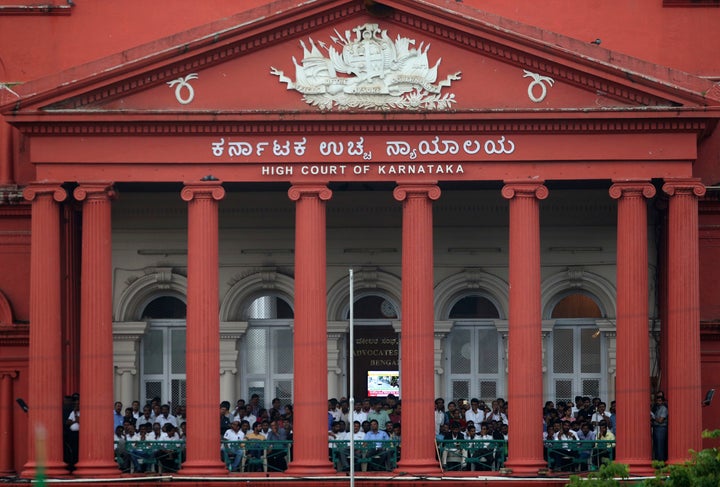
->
xmin=329 ymin=439 xmax=400 ymax=472
xmin=544 ymin=439 xmax=615 ymax=472
xmin=112 ymin=437 xmax=615 ymax=475
xmin=221 ymin=439 xmax=292 ymax=472
xmin=114 ymin=440 xmax=184 ymax=473
xmin=436 ymin=439 xmax=508 ymax=472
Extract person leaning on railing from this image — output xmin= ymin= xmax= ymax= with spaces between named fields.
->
xmin=594 ymin=421 xmax=615 ymax=468
xmin=362 ymin=419 xmax=392 ymax=470
xmin=328 ymin=420 xmax=350 ymax=471
xmin=114 ymin=425 xmax=131 ymax=473
xmin=222 ymin=420 xmax=244 ymax=472
xmin=244 ymin=421 xmax=267 ymax=472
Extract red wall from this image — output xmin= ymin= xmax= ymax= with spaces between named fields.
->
xmin=0 ymin=0 xmax=719 ymax=469
xmin=1 ymin=1 xmax=719 ymax=83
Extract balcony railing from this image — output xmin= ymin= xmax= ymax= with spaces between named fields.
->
xmin=112 ymin=438 xmax=615 ymax=474
xmin=329 ymin=439 xmax=400 ymax=472
xmin=221 ymin=439 xmax=292 ymax=472
xmin=436 ymin=439 xmax=507 ymax=471
xmin=544 ymin=439 xmax=615 ymax=472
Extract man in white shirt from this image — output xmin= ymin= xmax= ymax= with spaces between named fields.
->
xmin=131 ymin=401 xmax=142 ymax=421
xmin=222 ymin=421 xmax=245 ymax=472
xmin=465 ymin=398 xmax=484 ymax=425
xmin=473 ymin=423 xmax=497 ymax=471
xmin=136 ymin=405 xmax=154 ymax=429
xmin=156 ymin=404 xmax=178 ymax=428
xmin=328 ymin=420 xmax=350 ymax=471
xmin=434 ymin=398 xmax=446 ymax=435
xmin=590 ymin=402 xmax=611 ymax=428
xmin=353 ymin=401 xmax=368 ymax=426
xmin=352 ymin=420 xmax=365 ymax=441
xmin=552 ymin=420 xmax=579 ymax=472
xmin=484 ymin=400 xmax=508 ymax=425
xmin=241 ymin=405 xmax=257 ymax=427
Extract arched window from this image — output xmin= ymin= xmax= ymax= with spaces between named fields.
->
xmin=242 ymin=294 xmax=294 ymax=407
xmin=351 ymin=295 xmax=399 ymax=320
xmin=551 ymin=293 xmax=601 ymax=319
xmin=548 ymin=292 xmax=606 ymax=403
xmin=449 ymin=296 xmax=500 ymax=320
xmin=142 ymin=296 xmax=186 ymax=319
xmin=141 ymin=296 xmax=187 ymax=406
xmin=445 ymin=294 xmax=504 ymax=402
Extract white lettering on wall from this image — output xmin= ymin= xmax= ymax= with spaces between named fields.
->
xmin=210 ymin=136 xmax=516 ymax=160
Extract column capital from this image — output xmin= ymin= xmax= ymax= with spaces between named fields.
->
xmin=22 ymin=182 xmax=67 ymax=202
xmin=501 ymin=181 xmax=548 ymax=200
xmin=288 ymin=184 xmax=332 ymax=201
xmin=609 ymin=181 xmax=656 ymax=199
xmin=393 ymin=183 xmax=441 ymax=202
xmin=662 ymin=178 xmax=706 ymax=198
xmin=181 ymin=180 xmax=225 ymax=202
xmin=0 ymin=370 xmax=18 ymax=380
xmin=73 ymin=182 xmax=116 ymax=201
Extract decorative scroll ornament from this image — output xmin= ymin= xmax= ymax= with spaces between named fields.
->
xmin=270 ymin=23 xmax=461 ymax=111
xmin=522 ymin=70 xmax=554 ymax=103
xmin=167 ymin=73 xmax=198 ymax=105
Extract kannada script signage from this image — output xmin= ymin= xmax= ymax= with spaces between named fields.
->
xmin=211 ymin=135 xmax=515 ymax=160
xmin=210 ymin=135 xmax=516 ymax=178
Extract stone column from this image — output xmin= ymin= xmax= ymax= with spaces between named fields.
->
xmin=433 ymin=321 xmax=453 ymax=398
xmin=501 ymin=181 xmax=548 ymax=475
xmin=285 ymin=184 xmax=335 ymax=475
xmin=219 ymin=321 xmax=246 ymax=404
xmin=179 ymin=181 xmax=227 ymax=475
xmin=605 ymin=329 xmax=617 ymax=404
xmin=610 ymin=181 xmax=655 ymax=474
xmin=73 ymin=183 xmax=118 ymax=477
xmin=327 ymin=321 xmax=348 ymax=400
xmin=21 ymin=183 xmax=68 ymax=477
xmin=662 ymin=179 xmax=705 ymax=463
xmin=0 ymin=370 xmax=18 ymax=475
xmin=112 ymin=321 xmax=148 ymax=409
xmin=394 ymin=183 xmax=442 ymax=475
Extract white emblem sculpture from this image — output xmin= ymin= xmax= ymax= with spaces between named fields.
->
xmin=270 ymin=23 xmax=461 ymax=111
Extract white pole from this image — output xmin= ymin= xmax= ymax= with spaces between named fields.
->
xmin=349 ymin=268 xmax=355 ymax=486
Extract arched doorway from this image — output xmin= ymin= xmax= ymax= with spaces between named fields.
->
xmin=547 ymin=293 xmax=607 ymax=403
xmin=444 ymin=295 xmax=504 ymax=402
xmin=241 ymin=295 xmax=294 ymax=407
xmin=140 ymin=296 xmax=187 ymax=406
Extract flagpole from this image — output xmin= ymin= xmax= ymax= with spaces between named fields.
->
xmin=348 ymin=268 xmax=355 ymax=487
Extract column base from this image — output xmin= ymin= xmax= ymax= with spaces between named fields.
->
xmin=20 ymin=461 xmax=71 ymax=478
xmin=285 ymin=460 xmax=336 ymax=476
xmin=624 ymin=459 xmax=655 ymax=477
xmin=178 ymin=460 xmax=228 ymax=476
xmin=668 ymin=455 xmax=692 ymax=466
xmin=396 ymin=458 xmax=443 ymax=475
xmin=503 ymin=458 xmax=548 ymax=476
xmin=69 ymin=460 xmax=119 ymax=478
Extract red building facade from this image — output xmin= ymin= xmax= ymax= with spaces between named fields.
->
xmin=1 ymin=0 xmax=720 ymax=483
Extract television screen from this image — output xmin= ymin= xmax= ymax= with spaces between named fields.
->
xmin=367 ymin=370 xmax=400 ymax=397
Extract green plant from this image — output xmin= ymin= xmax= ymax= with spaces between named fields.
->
xmin=642 ymin=430 xmax=720 ymax=487
xmin=565 ymin=461 xmax=630 ymax=486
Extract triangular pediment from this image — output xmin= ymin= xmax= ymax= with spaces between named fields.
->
xmin=2 ymin=0 xmax=719 ymax=118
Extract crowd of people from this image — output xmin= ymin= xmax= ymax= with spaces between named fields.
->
xmin=61 ymin=390 xmax=669 ymax=474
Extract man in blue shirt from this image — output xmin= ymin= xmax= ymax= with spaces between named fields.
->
xmin=362 ymin=419 xmax=392 ymax=470
xmin=113 ymin=401 xmax=124 ymax=430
